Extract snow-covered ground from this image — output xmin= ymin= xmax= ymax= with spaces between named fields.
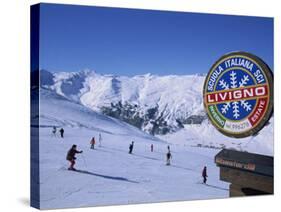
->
xmin=34 ymin=88 xmax=229 ymax=209
xmin=158 ymin=118 xmax=274 ymax=156
xmin=32 ymin=69 xmax=273 ymax=209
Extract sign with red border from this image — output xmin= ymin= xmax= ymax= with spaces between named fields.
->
xmin=203 ymin=52 xmax=273 ymax=138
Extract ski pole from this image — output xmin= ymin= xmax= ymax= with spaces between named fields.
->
xmin=81 ymin=154 xmax=88 ymax=168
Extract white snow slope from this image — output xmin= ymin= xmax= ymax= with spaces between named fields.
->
xmin=34 ymin=88 xmax=229 ymax=209
xmin=159 ymin=118 xmax=274 ymax=156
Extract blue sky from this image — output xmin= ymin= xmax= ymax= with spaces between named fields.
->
xmin=39 ymin=3 xmax=273 ymax=76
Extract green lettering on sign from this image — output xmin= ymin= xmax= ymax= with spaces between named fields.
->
xmin=208 ymin=105 xmax=225 ymax=128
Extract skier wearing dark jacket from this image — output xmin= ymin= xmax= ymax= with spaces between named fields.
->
xmin=202 ymin=166 xmax=208 ymax=184
xmin=60 ymin=128 xmax=64 ymax=138
xmin=66 ymin=145 xmax=83 ymax=170
xmin=52 ymin=126 xmax=57 ymax=136
xmin=151 ymin=144 xmax=154 ymax=152
xmin=166 ymin=150 xmax=172 ymax=165
xmin=129 ymin=141 xmax=134 ymax=154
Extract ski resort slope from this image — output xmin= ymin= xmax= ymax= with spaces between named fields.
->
xmin=36 ymin=88 xmax=229 ymax=209
xmin=159 ymin=118 xmax=274 ymax=156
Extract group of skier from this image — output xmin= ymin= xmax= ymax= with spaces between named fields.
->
xmin=52 ymin=126 xmax=64 ymax=138
xmin=128 ymin=142 xmax=171 ymax=166
xmin=127 ymin=143 xmax=208 ymax=183
xmin=59 ymin=126 xmax=208 ymax=183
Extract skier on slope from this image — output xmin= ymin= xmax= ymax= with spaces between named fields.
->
xmin=66 ymin=144 xmax=83 ymax=171
xmin=59 ymin=128 xmax=64 ymax=138
xmin=166 ymin=150 xmax=172 ymax=166
xmin=202 ymin=166 xmax=208 ymax=184
xmin=90 ymin=137 xmax=96 ymax=149
xmin=129 ymin=141 xmax=134 ymax=154
xmin=151 ymin=144 xmax=154 ymax=152
xmin=52 ymin=126 xmax=57 ymax=137
xmin=98 ymin=133 xmax=102 ymax=147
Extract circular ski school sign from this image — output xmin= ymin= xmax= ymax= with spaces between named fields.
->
xmin=203 ymin=52 xmax=273 ymax=138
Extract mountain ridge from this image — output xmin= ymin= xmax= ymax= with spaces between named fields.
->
xmin=38 ymin=69 xmax=207 ymax=135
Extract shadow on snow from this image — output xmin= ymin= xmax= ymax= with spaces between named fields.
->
xmin=202 ymin=183 xmax=229 ymax=191
xmin=74 ymin=169 xmax=139 ymax=184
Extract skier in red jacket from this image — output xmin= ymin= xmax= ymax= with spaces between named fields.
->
xmin=90 ymin=137 xmax=96 ymax=149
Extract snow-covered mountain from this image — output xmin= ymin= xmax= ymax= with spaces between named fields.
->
xmin=39 ymin=69 xmax=206 ymax=135
xmin=36 ymin=69 xmax=273 ymax=155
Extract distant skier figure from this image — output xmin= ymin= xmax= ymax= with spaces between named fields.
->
xmin=90 ymin=137 xmax=96 ymax=149
xmin=66 ymin=144 xmax=83 ymax=171
xmin=202 ymin=166 xmax=208 ymax=184
xmin=129 ymin=141 xmax=134 ymax=154
xmin=52 ymin=126 xmax=57 ymax=136
xmin=59 ymin=128 xmax=64 ymax=138
xmin=166 ymin=150 xmax=172 ymax=166
xmin=98 ymin=133 xmax=102 ymax=147
xmin=167 ymin=145 xmax=170 ymax=152
xmin=151 ymin=144 xmax=154 ymax=152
